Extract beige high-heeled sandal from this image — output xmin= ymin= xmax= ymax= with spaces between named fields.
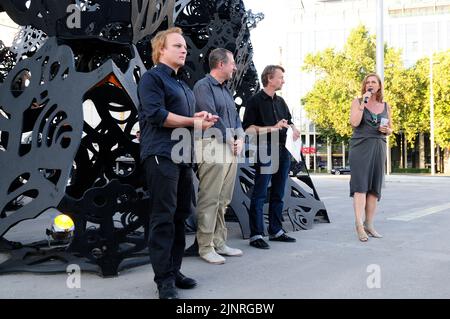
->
xmin=364 ymin=223 xmax=383 ymax=238
xmin=355 ymin=224 xmax=369 ymax=242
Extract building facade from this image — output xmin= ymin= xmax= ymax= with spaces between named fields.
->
xmin=277 ymin=0 xmax=450 ymax=172
xmin=2 ymin=1 xmax=450 ymax=172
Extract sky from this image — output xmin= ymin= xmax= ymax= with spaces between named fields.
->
xmin=243 ymin=0 xmax=293 ymax=76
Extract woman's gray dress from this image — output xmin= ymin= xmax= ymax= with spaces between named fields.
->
xmin=349 ymin=102 xmax=388 ymax=200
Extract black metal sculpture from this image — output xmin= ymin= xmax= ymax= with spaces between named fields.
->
xmin=0 ymin=0 xmax=329 ymax=276
xmin=186 ymin=156 xmax=329 ymax=239
xmin=0 ymin=37 xmax=86 ymax=237
xmin=0 ymin=39 xmax=16 ymax=82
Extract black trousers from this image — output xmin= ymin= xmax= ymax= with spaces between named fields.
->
xmin=143 ymin=155 xmax=193 ymax=286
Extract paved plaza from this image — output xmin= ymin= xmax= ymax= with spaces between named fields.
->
xmin=1 ymin=174 xmax=449 ymax=299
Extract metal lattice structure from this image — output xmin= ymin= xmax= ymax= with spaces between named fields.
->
xmin=186 ymin=155 xmax=329 ymax=241
xmin=0 ymin=0 xmax=329 ymax=276
xmin=0 ymin=40 xmax=16 ymax=83
xmin=10 ymin=26 xmax=48 ymax=64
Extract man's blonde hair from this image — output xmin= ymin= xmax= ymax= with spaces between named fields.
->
xmin=151 ymin=27 xmax=183 ymax=64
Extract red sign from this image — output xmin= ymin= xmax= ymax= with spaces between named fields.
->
xmin=301 ymin=147 xmax=316 ymax=154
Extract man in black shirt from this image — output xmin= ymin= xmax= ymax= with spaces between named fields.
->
xmin=243 ymin=65 xmax=301 ymax=249
xmin=138 ymin=27 xmax=217 ymax=299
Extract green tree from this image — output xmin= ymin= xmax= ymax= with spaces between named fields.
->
xmin=301 ymin=25 xmax=450 ymax=172
xmin=432 ymin=51 xmax=450 ymax=153
xmin=302 ymin=25 xmax=411 ymax=146
xmin=414 ymin=51 xmax=450 ymax=171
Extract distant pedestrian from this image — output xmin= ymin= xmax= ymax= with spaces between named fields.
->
xmin=132 ymin=130 xmax=140 ymax=143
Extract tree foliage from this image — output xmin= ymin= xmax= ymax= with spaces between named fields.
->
xmin=413 ymin=51 xmax=450 ymax=149
xmin=301 ymin=25 xmax=450 ymax=148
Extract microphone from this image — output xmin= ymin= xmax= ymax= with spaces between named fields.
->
xmin=363 ymin=88 xmax=373 ymax=104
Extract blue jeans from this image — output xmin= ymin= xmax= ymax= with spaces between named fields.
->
xmin=248 ymin=145 xmax=291 ymax=238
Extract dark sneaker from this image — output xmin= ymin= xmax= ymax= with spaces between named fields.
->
xmin=269 ymin=233 xmax=296 ymax=242
xmin=175 ymin=272 xmax=197 ymax=289
xmin=249 ymin=238 xmax=270 ymax=249
xmin=158 ymin=281 xmax=179 ymax=299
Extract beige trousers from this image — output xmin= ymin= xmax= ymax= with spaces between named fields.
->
xmin=195 ymin=138 xmax=238 ymax=256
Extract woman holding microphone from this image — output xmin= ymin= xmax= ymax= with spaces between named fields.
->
xmin=349 ymin=73 xmax=393 ymax=242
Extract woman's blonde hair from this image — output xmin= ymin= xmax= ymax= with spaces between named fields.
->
xmin=360 ymin=73 xmax=383 ymax=103
xmin=151 ymin=27 xmax=183 ymax=64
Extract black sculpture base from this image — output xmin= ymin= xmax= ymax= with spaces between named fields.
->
xmin=0 ymin=237 xmax=23 ymax=251
xmin=0 ymin=239 xmax=150 ymax=277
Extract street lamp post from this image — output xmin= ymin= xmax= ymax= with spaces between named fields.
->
xmin=376 ymin=0 xmax=391 ymax=175
xmin=429 ymin=55 xmax=435 ymax=175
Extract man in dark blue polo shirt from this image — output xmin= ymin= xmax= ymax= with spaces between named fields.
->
xmin=243 ymin=65 xmax=301 ymax=250
xmin=138 ymin=27 xmax=217 ymax=299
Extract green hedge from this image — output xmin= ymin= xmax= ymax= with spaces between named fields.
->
xmin=392 ymin=168 xmax=431 ymax=173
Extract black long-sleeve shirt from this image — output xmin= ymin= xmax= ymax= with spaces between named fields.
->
xmin=138 ymin=63 xmax=195 ymax=163
xmin=243 ymin=90 xmax=293 ymax=145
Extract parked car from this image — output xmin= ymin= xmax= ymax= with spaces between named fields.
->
xmin=331 ymin=166 xmax=351 ymax=175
